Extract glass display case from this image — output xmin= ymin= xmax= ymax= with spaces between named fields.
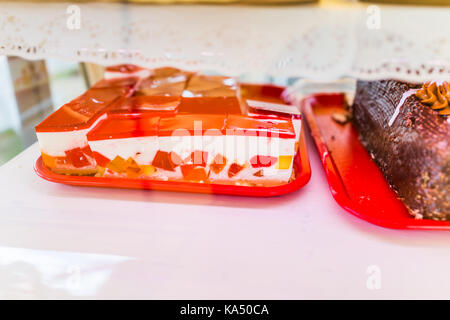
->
xmin=0 ymin=0 xmax=449 ymax=300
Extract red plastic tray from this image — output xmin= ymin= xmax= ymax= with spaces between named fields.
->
xmin=35 ymin=127 xmax=311 ymax=197
xmin=302 ymin=93 xmax=450 ymax=230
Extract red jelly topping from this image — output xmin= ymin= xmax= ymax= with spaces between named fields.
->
xmin=108 ymin=96 xmax=180 ymax=115
xmin=158 ymin=114 xmax=226 ymax=136
xmin=106 ymin=64 xmax=145 ymax=74
xmin=240 ymin=83 xmax=300 ymax=119
xmin=137 ymin=81 xmax=186 ymax=97
xmin=225 ymin=114 xmax=295 ymax=139
xmin=241 ymin=83 xmax=286 ymax=105
xmin=183 ymin=75 xmax=237 ymax=97
xmin=92 ymin=77 xmax=138 ymax=90
xmin=87 ymin=116 xmax=159 ymax=141
xmin=137 ymin=68 xmax=189 ymax=97
xmin=179 ymin=74 xmax=241 ymax=114
xmin=178 ymin=97 xmax=242 ymax=115
xmin=36 ymin=87 xmax=129 ymax=132
xmin=152 ymin=150 xmax=182 ymax=171
xmin=152 ymin=67 xmax=186 ymax=79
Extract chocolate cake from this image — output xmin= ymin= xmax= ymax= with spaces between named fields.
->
xmin=352 ymin=80 xmax=449 ymax=220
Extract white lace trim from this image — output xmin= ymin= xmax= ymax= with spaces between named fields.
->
xmin=0 ymin=2 xmax=449 ymax=82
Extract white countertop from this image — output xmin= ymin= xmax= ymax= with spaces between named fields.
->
xmin=1 ymin=134 xmax=450 ymax=299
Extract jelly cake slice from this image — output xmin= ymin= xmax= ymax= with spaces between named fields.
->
xmin=35 ymin=79 xmax=137 ymax=175
xmin=36 ymin=64 xmax=302 ymax=187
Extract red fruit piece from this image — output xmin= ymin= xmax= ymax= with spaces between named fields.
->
xmin=92 ymin=151 xmax=111 ymax=167
xmin=152 ymin=150 xmax=182 ymax=171
xmin=81 ymin=145 xmax=94 ymax=157
xmin=193 ymin=150 xmax=208 ymax=167
xmin=210 ymin=154 xmax=227 ymax=174
xmin=65 ymin=147 xmax=91 ymax=168
xmin=253 ymin=169 xmax=264 ymax=177
xmin=250 ymin=155 xmax=277 ymax=168
xmin=228 ymin=163 xmax=244 ymax=178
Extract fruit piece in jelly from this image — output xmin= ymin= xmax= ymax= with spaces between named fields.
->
xmin=181 ymin=165 xmax=209 ymax=181
xmin=185 ymin=151 xmax=208 ymax=167
xmin=141 ymin=165 xmax=156 ymax=176
xmin=96 ymin=166 xmax=106 ymax=177
xmin=92 ymin=151 xmax=111 ymax=167
xmin=107 ymin=156 xmax=127 ymax=173
xmin=276 ymin=155 xmax=293 ymax=170
xmin=152 ymin=151 xmax=182 ymax=171
xmin=228 ymin=163 xmax=245 ymax=178
xmin=65 ymin=146 xmax=93 ymax=168
xmin=125 ymin=157 xmax=142 ymax=178
xmin=42 ymin=153 xmax=58 ymax=169
xmin=250 ymin=155 xmax=278 ymax=168
xmin=210 ymin=154 xmax=227 ymax=174
xmin=253 ymin=169 xmax=264 ymax=177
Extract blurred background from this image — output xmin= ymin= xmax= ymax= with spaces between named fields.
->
xmin=0 ymin=0 xmax=448 ymax=165
xmin=0 ymin=58 xmax=87 ymax=165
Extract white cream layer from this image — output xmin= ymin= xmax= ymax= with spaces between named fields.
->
xmin=36 ymin=114 xmax=107 ymax=156
xmin=89 ymin=136 xmax=159 ymax=165
xmin=88 ymin=134 xmax=296 ymax=182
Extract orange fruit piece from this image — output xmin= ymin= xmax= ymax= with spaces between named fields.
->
xmin=141 ymin=165 xmax=156 ymax=176
xmin=210 ymin=154 xmax=227 ymax=174
xmin=107 ymin=156 xmax=127 ymax=173
xmin=42 ymin=153 xmax=57 ymax=169
xmin=276 ymin=155 xmax=293 ymax=170
xmin=152 ymin=150 xmax=182 ymax=171
xmin=181 ymin=165 xmax=209 ymax=182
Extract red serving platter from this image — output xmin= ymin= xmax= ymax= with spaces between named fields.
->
xmin=301 ymin=92 xmax=450 ymax=230
xmin=34 ymin=126 xmax=311 ymax=197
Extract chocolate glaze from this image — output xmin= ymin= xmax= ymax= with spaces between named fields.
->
xmin=353 ymin=80 xmax=449 ymax=220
